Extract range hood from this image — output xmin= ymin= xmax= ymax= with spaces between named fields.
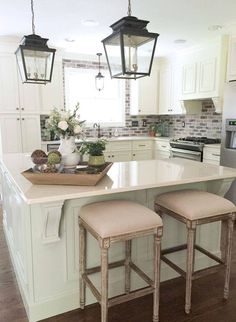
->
xmin=180 ymin=97 xmax=223 ymax=114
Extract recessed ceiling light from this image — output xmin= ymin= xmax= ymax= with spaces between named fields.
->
xmin=208 ymin=25 xmax=223 ymax=31
xmin=65 ymin=38 xmax=75 ymax=42
xmin=81 ymin=19 xmax=99 ymax=27
xmin=174 ymin=39 xmax=187 ymax=44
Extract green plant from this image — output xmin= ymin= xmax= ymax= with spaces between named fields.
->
xmin=148 ymin=123 xmax=158 ymax=132
xmin=80 ymin=139 xmax=107 ymax=156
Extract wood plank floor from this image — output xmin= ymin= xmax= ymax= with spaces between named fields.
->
xmin=1 ymin=208 xmax=236 ymax=322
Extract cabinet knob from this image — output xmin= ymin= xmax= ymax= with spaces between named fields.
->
xmin=138 ymin=109 xmax=141 ymax=112
xmin=22 ymin=118 xmax=25 ymax=121
xmin=133 ymin=153 xmax=135 ymax=156
xmin=21 ymin=108 xmax=24 ymax=111
xmin=17 ymin=118 xmax=20 ymax=121
xmin=112 ymin=155 xmax=114 ymax=157
xmin=16 ymin=108 xmax=19 ymax=110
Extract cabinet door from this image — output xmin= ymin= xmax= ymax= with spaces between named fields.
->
xmin=18 ymin=80 xmax=41 ymax=112
xmin=40 ymin=60 xmax=64 ymax=113
xmin=198 ymin=58 xmax=216 ymax=94
xmin=130 ymin=67 xmax=158 ymax=115
xmin=158 ymin=66 xmax=172 ymax=114
xmin=21 ymin=115 xmax=41 ymax=152
xmin=182 ymin=62 xmax=197 ymax=95
xmin=227 ymin=36 xmax=236 ymax=82
xmin=104 ymin=151 xmax=132 ymax=162
xmin=132 ymin=150 xmax=153 ymax=161
xmin=0 ymin=54 xmax=19 ymax=113
xmin=0 ymin=115 xmax=22 ymax=153
xmin=154 ymin=150 xmax=170 ymax=159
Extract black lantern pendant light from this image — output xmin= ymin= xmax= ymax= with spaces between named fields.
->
xmin=15 ymin=0 xmax=56 ymax=84
xmin=102 ymin=0 xmax=159 ymax=79
xmin=95 ymin=53 xmax=105 ymax=91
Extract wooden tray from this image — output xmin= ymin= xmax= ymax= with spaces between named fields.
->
xmin=21 ymin=163 xmax=113 ymax=186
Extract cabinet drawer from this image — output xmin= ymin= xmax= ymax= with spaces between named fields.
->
xmin=155 ymin=140 xmax=170 ymax=152
xmin=203 ymin=147 xmax=220 ymax=161
xmin=105 ymin=141 xmax=132 ymax=151
xmin=132 ymin=140 xmax=152 ymax=150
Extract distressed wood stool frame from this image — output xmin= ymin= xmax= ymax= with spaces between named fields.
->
xmin=79 ymin=217 xmax=163 ymax=322
xmin=155 ymin=203 xmax=235 ymax=314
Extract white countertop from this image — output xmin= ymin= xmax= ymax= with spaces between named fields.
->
xmin=1 ymin=153 xmax=236 ymax=205
xmin=42 ymin=136 xmax=171 ymax=144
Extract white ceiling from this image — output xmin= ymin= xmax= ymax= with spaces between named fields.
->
xmin=1 ymin=0 xmax=236 ymax=56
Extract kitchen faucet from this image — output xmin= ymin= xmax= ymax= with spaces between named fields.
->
xmin=93 ymin=123 xmax=101 ymax=138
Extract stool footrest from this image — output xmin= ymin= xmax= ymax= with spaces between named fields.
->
xmin=83 ymin=274 xmax=101 ymax=303
xmin=161 ymin=244 xmax=225 ymax=280
xmin=85 ymin=260 xmax=125 ymax=275
xmin=108 ymin=286 xmax=154 ymax=308
xmin=130 ymin=261 xmax=154 ymax=287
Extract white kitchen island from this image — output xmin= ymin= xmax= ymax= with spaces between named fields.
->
xmin=1 ymin=153 xmax=236 ymax=322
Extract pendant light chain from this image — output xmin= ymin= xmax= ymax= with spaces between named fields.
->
xmin=31 ymin=0 xmax=36 ymax=34
xmin=127 ymin=0 xmax=132 ymax=16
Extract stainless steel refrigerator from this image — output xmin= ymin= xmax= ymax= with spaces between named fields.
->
xmin=220 ymin=82 xmax=236 ymax=204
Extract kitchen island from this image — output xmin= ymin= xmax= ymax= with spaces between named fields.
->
xmin=1 ymin=153 xmax=236 ymax=322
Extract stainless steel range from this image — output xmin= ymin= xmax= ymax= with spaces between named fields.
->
xmin=170 ymin=137 xmax=221 ymax=162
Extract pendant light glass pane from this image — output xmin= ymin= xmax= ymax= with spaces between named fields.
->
xmin=22 ymin=49 xmax=54 ymax=82
xmin=95 ymin=75 xmax=104 ymax=91
xmin=103 ymin=34 xmax=123 ymax=78
xmin=123 ymin=34 xmax=156 ymax=75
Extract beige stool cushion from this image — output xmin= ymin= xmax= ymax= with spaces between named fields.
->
xmin=80 ymin=200 xmax=163 ymax=238
xmin=155 ymin=189 xmax=236 ymax=220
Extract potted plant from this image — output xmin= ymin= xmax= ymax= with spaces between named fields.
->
xmin=148 ymin=123 xmax=158 ymax=137
xmin=81 ymin=139 xmax=107 ymax=166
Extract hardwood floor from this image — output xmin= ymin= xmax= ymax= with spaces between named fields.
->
xmin=1 ymin=208 xmax=236 ymax=322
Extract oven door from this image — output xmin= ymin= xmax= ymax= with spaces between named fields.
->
xmin=170 ymin=147 xmax=202 ymax=162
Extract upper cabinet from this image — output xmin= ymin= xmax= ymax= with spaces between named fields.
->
xmin=130 ymin=63 xmax=159 ymax=115
xmin=180 ymin=36 xmax=228 ymax=104
xmin=40 ymin=59 xmax=64 ymax=113
xmin=226 ymin=36 xmax=236 ymax=82
xmin=157 ymin=59 xmax=183 ymax=115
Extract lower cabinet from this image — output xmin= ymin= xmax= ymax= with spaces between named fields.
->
xmin=154 ymin=138 xmax=170 ymax=159
xmin=104 ymin=139 xmax=154 ymax=162
xmin=0 ymin=114 xmax=41 ymax=154
xmin=203 ymin=145 xmax=221 ymax=165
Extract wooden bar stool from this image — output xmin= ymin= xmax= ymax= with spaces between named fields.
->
xmin=79 ymin=200 xmax=163 ymax=322
xmin=155 ymin=189 xmax=236 ymax=314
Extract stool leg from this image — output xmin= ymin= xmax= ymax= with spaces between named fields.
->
xmin=79 ymin=221 xmax=86 ymax=309
xmin=153 ymin=231 xmax=162 ymax=322
xmin=101 ymin=239 xmax=110 ymax=322
xmin=223 ymin=216 xmax=235 ymax=299
xmin=125 ymin=240 xmax=131 ymax=294
xmin=185 ymin=224 xmax=196 ymax=314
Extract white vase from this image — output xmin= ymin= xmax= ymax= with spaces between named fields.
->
xmin=58 ymin=136 xmax=81 ymax=168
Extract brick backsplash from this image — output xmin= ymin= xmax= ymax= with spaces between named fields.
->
xmin=63 ymin=59 xmax=222 ymax=139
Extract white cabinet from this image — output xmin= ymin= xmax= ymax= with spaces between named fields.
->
xmin=130 ymin=65 xmax=158 ymax=115
xmin=203 ymin=145 xmax=221 ymax=165
xmin=180 ymin=36 xmax=228 ymax=104
xmin=40 ymin=60 xmax=64 ymax=113
xmin=227 ymin=36 xmax=236 ymax=82
xmin=0 ymin=114 xmax=41 ymax=154
xmin=132 ymin=140 xmax=153 ymax=160
xmin=157 ymin=60 xmax=183 ymax=115
xmin=0 ymin=53 xmax=41 ymax=113
xmin=104 ymin=139 xmax=154 ymax=162
xmin=154 ymin=138 xmax=170 ymax=159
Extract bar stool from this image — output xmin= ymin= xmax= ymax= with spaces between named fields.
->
xmin=155 ymin=189 xmax=236 ymax=314
xmin=79 ymin=200 xmax=163 ymax=322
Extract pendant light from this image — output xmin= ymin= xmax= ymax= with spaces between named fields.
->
xmin=102 ymin=0 xmax=159 ymax=79
xmin=95 ymin=53 xmax=105 ymax=91
xmin=15 ymin=0 xmax=56 ymax=84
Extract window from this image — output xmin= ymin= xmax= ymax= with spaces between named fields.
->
xmin=64 ymin=65 xmax=125 ymax=127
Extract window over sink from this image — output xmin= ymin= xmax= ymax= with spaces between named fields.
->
xmin=64 ymin=65 xmax=125 ymax=127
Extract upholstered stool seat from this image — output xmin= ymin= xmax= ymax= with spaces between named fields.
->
xmin=155 ymin=189 xmax=236 ymax=314
xmin=79 ymin=200 xmax=163 ymax=322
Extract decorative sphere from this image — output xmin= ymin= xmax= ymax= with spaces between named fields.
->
xmin=31 ymin=150 xmax=47 ymax=165
xmin=47 ymin=150 xmax=62 ymax=165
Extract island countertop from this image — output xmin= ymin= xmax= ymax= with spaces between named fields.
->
xmin=1 ymin=153 xmax=236 ymax=205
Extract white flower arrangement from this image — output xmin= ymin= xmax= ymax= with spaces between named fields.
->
xmin=46 ymin=103 xmax=85 ymax=139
